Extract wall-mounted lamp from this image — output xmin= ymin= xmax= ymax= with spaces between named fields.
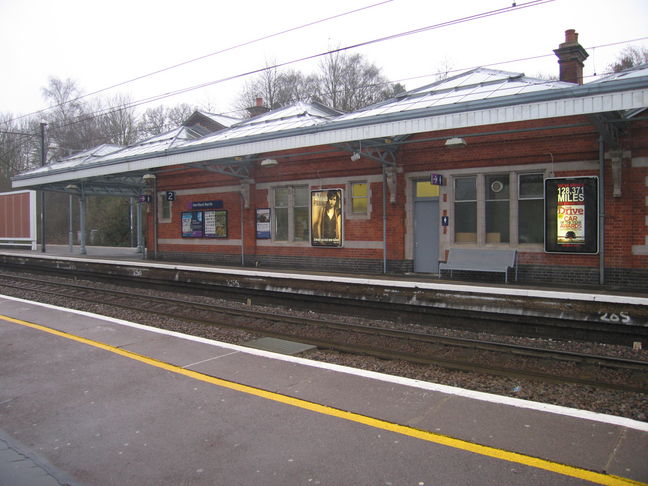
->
xmin=260 ymin=158 xmax=278 ymax=167
xmin=350 ymin=152 xmax=361 ymax=162
xmin=444 ymin=137 xmax=467 ymax=148
xmin=64 ymin=184 xmax=79 ymax=192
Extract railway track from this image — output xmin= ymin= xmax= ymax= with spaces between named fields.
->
xmin=1 ymin=272 xmax=647 ymax=394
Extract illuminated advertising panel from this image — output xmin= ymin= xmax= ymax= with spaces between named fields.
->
xmin=544 ymin=177 xmax=598 ymax=254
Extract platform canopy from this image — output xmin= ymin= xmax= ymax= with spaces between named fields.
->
xmin=12 ymin=66 xmax=648 ymax=195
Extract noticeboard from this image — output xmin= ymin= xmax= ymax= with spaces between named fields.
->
xmin=544 ymin=177 xmax=598 ymax=254
xmin=182 ymin=210 xmax=227 ymax=238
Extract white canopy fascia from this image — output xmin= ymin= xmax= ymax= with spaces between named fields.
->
xmin=12 ymin=82 xmax=648 ymax=190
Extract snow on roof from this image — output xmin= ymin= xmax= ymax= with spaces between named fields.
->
xmin=589 ymin=64 xmax=648 ymax=84
xmin=20 ymin=143 xmax=124 ymax=177
xmin=184 ymin=101 xmax=343 ymax=147
xmin=337 ymin=68 xmax=575 ymax=122
xmin=98 ymin=125 xmax=204 ymax=161
xmin=191 ymin=110 xmax=241 ymax=128
xmin=12 ymin=65 xmax=648 ymax=186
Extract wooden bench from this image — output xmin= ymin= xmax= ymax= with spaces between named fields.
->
xmin=439 ymin=248 xmax=517 ymax=283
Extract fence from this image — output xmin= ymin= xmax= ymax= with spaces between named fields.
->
xmin=0 ymin=190 xmax=37 ymax=249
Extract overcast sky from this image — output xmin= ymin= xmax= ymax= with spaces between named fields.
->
xmin=1 ymin=0 xmax=647 ymax=121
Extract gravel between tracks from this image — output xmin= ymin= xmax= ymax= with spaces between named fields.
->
xmin=1 ymin=270 xmax=647 ymax=423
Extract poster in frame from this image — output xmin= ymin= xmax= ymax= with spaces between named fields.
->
xmin=181 ymin=211 xmax=204 ymax=238
xmin=256 ymin=208 xmax=271 ymax=239
xmin=311 ymin=189 xmax=343 ymax=247
xmin=544 ymin=176 xmax=598 ymax=254
xmin=204 ymin=210 xmax=227 ymax=238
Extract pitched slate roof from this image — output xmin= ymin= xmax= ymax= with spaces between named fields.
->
xmin=335 ymin=68 xmax=575 ymax=122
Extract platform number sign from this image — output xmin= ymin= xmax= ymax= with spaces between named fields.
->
xmin=166 ymin=191 xmax=176 ymax=202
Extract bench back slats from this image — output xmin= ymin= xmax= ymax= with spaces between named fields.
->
xmin=445 ymin=249 xmax=516 ymax=267
xmin=439 ymin=248 xmax=517 ymax=283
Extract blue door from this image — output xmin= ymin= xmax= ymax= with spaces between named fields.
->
xmin=414 ymin=185 xmax=440 ymax=273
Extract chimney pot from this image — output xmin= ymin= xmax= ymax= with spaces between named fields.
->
xmin=553 ymin=29 xmax=589 ymax=84
xmin=246 ymin=97 xmax=270 ymax=117
xmin=564 ymin=29 xmax=578 ymax=44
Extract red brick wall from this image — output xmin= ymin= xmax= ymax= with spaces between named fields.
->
xmin=146 ymin=115 xmax=648 ymax=286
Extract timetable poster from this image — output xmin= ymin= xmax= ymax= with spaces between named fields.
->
xmin=544 ymin=177 xmax=598 ymax=254
xmin=204 ymin=210 xmax=227 ymax=238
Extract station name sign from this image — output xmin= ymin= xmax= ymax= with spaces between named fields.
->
xmin=191 ymin=200 xmax=223 ymax=210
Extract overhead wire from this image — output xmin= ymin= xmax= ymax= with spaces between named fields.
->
xmin=389 ymin=35 xmax=648 ymax=88
xmin=5 ymin=0 xmax=394 ymax=125
xmin=25 ymin=0 xmax=558 ymax=135
xmin=6 ymin=0 xmax=646 ymax=160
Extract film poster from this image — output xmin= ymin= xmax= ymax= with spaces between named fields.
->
xmin=311 ymin=189 xmax=343 ymax=247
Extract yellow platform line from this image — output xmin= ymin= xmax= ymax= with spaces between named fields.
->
xmin=2 ymin=314 xmax=645 ymax=486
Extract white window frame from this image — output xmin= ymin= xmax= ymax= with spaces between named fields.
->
xmin=449 ymin=171 xmax=545 ymax=248
xmin=347 ymin=180 xmax=371 ymax=219
xmin=271 ymin=184 xmax=309 ymax=243
xmin=158 ymin=193 xmax=172 ymax=223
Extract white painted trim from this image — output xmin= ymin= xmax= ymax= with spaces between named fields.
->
xmin=158 ymin=239 xmax=242 ymax=246
xmin=2 ymin=251 xmax=645 ymax=305
xmin=13 ymin=87 xmax=648 ymax=189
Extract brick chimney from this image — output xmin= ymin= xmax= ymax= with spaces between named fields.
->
xmin=553 ymin=29 xmax=589 ymax=84
xmin=246 ymin=97 xmax=270 ymax=117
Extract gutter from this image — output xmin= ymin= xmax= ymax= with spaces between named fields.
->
xmin=12 ymin=76 xmax=648 ymax=189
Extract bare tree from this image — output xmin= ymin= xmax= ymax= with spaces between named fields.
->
xmin=607 ymin=46 xmax=648 ymax=73
xmin=0 ymin=114 xmax=40 ymax=191
xmin=167 ymin=103 xmax=194 ymax=126
xmin=41 ymin=77 xmax=105 ymax=160
xmin=317 ymin=52 xmax=346 ymax=110
xmin=234 ymin=53 xmax=401 ymax=115
xmin=138 ymin=103 xmax=194 ymax=139
xmin=98 ymin=94 xmax=139 ymax=146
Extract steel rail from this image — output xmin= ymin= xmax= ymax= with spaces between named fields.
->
xmin=1 ymin=273 xmax=646 ymax=393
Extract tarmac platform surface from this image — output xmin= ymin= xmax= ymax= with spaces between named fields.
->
xmin=1 ymin=292 xmax=647 ymax=486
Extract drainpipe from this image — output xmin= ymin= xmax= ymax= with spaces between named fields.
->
xmin=79 ymin=186 xmax=87 ymax=255
xmin=382 ymin=165 xmax=388 ymax=274
xmin=599 ymin=135 xmax=605 ymax=285
xmin=153 ymin=178 xmax=158 ymax=259
xmin=136 ymin=199 xmax=144 ymax=256
xmin=68 ymin=194 xmax=74 ymax=252
xmin=240 ymin=193 xmax=245 ymax=266
xmin=40 ymin=122 xmax=47 ymax=252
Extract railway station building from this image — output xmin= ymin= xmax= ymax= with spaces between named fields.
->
xmin=11 ymin=30 xmax=648 ymax=290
